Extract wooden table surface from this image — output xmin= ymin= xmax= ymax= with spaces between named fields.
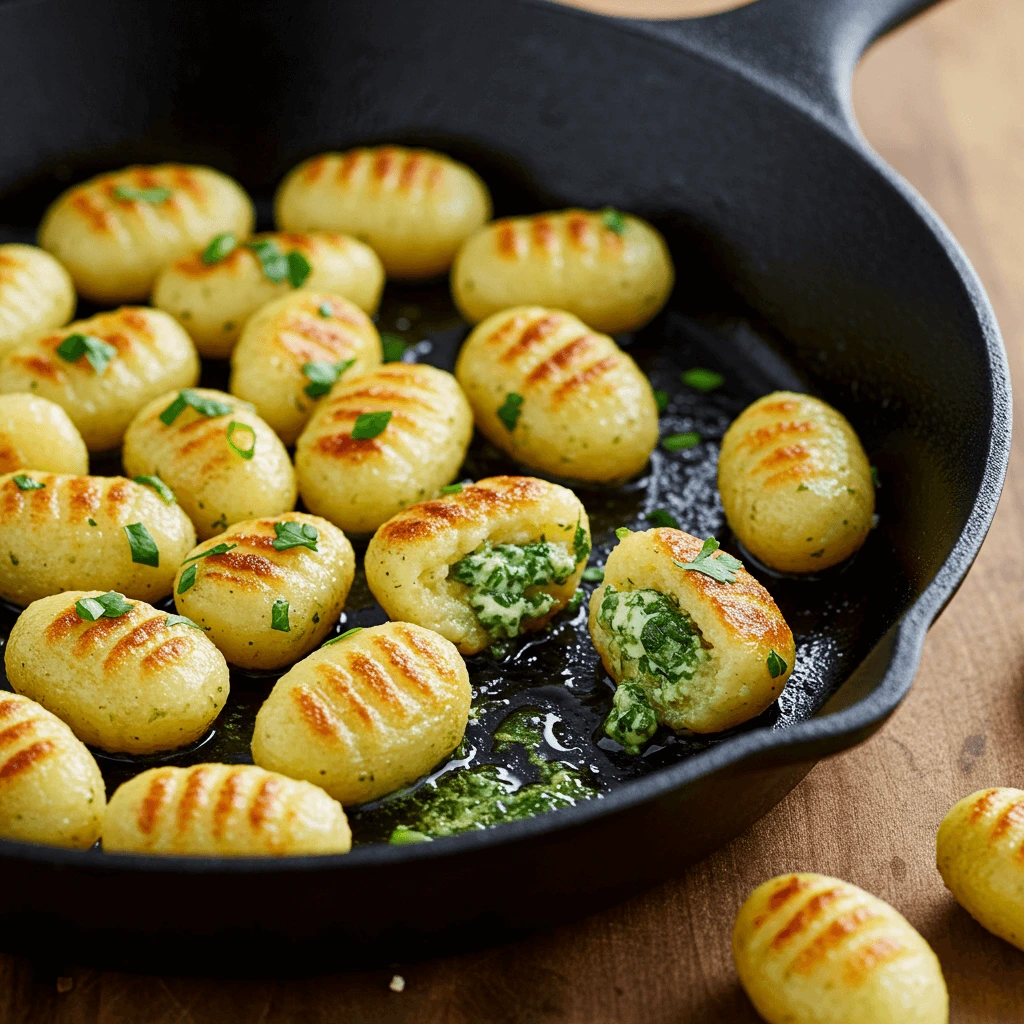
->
xmin=3 ymin=1 xmax=1024 ymax=1021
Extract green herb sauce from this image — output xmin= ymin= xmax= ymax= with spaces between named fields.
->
xmin=604 ymin=681 xmax=658 ymax=754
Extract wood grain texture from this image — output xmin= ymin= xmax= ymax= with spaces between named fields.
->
xmin=3 ymin=0 xmax=1024 ymax=1020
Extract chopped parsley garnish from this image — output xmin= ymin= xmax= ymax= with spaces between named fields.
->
xmin=615 ymin=527 xmax=631 ymax=540
xmin=322 ymin=627 xmax=363 ymax=647
xmin=271 ymin=598 xmax=290 ymax=632
xmin=653 ymin=389 xmax=669 ymax=413
xmin=113 ymin=185 xmax=171 ymax=203
xmin=301 ymin=358 xmax=355 ymax=398
xmin=582 ymin=566 xmax=605 ymax=583
xmin=12 ymin=474 xmax=44 ymax=491
xmin=573 ymin=518 xmax=590 ymax=563
xmin=124 ymin=522 xmax=159 ymax=567
xmin=177 ymin=565 xmax=198 ymax=594
xmin=226 ymin=420 xmax=256 ymax=460
xmin=646 ymin=509 xmax=679 ymax=529
xmin=673 ymin=536 xmax=743 ymax=584
xmin=247 ymin=239 xmax=311 ymax=288
xmin=389 ymin=826 xmax=433 ymax=845
xmin=75 ymin=591 xmax=133 ymax=622
xmin=681 ymin=367 xmax=724 ymax=392
xmin=201 ymin=233 xmax=237 ymax=264
xmin=497 ymin=392 xmax=523 ymax=432
xmin=318 ymin=301 xmax=333 ymax=318
xmin=165 ymin=614 xmax=203 ymax=630
xmin=601 ymin=207 xmax=626 ymax=234
xmin=381 ymin=332 xmax=408 ymax=363
xmin=286 ymin=251 xmax=312 ymax=288
xmin=662 ymin=432 xmax=700 ymax=452
xmin=604 ymin=681 xmax=657 ymax=755
xmin=134 ymin=475 xmax=176 ymax=504
xmin=159 ymin=389 xmax=232 ymax=425
xmin=767 ymin=649 xmax=788 ymax=678
xmin=272 ymin=520 xmax=318 ymax=552
xmin=177 ymin=542 xmax=238 ymax=594
xmin=56 ymin=333 xmax=117 ymax=375
xmin=439 ymin=483 xmax=464 ymax=495
xmin=351 ymin=410 xmax=392 ymax=439
xmin=871 ymin=465 xmax=881 ymax=488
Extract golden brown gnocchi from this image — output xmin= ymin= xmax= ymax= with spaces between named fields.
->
xmin=252 ymin=621 xmax=471 ymax=805
xmin=229 ymin=292 xmax=382 ymax=444
xmin=102 ymin=762 xmax=350 ymax=856
xmin=0 ymin=471 xmax=196 ymax=607
xmin=733 ymin=873 xmax=948 ymax=1024
xmin=0 ymin=306 xmax=200 ymax=452
xmin=366 ymin=476 xmax=590 ymax=655
xmin=5 ymin=591 xmax=229 ymax=755
xmin=275 ymin=146 xmax=492 ymax=278
xmin=718 ymin=391 xmax=875 ymax=573
xmin=0 ymin=691 xmax=105 ymax=849
xmin=38 ymin=163 xmax=254 ymax=303
xmin=295 ymin=362 xmax=472 ymax=535
xmin=122 ymin=387 xmax=297 ymax=540
xmin=153 ymin=231 xmax=384 ymax=358
xmin=454 ymin=306 xmax=658 ymax=483
xmin=451 ymin=209 xmax=674 ymax=333
xmin=0 ymin=393 xmax=88 ymax=475
xmin=0 ymin=243 xmax=75 ymax=357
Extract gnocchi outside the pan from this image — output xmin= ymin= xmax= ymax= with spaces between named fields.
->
xmin=0 ymin=393 xmax=89 ymax=475
xmin=5 ymin=591 xmax=229 ymax=755
xmin=153 ymin=230 xmax=385 ymax=358
xmin=0 ymin=243 xmax=75 ymax=357
xmin=38 ymin=163 xmax=254 ymax=304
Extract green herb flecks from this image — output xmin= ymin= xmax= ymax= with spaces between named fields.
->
xmin=322 ymin=627 xmax=363 ymax=648
xmin=12 ymin=474 xmax=45 ymax=491
xmin=113 ymin=185 xmax=171 ymax=203
xmin=601 ymin=207 xmax=627 ymax=234
xmin=124 ymin=522 xmax=159 ymax=567
xmin=271 ymin=598 xmax=290 ymax=632
xmin=286 ymin=251 xmax=312 ymax=288
xmin=201 ymin=233 xmax=237 ymax=264
xmin=381 ymin=332 xmax=408 ymax=363
xmin=767 ymin=649 xmax=788 ymax=678
xmin=272 ymin=520 xmax=318 ymax=552
xmin=439 ymin=483 xmax=464 ymax=495
xmin=646 ymin=509 xmax=679 ymax=529
xmin=134 ymin=475 xmax=176 ymax=504
xmin=177 ymin=542 xmax=238 ymax=594
xmin=159 ymin=389 xmax=233 ymax=425
xmin=75 ymin=591 xmax=133 ymax=622
xmin=247 ymin=239 xmax=311 ymax=287
xmin=681 ymin=367 xmax=724 ymax=392
xmin=573 ymin=517 xmax=590 ymax=564
xmin=301 ymin=358 xmax=355 ymax=398
xmin=673 ymin=536 xmax=742 ymax=584
xmin=662 ymin=431 xmax=700 ymax=452
xmin=653 ymin=389 xmax=669 ymax=413
xmin=871 ymin=465 xmax=881 ymax=488
xmin=582 ymin=566 xmax=605 ymax=583
xmin=389 ymin=826 xmax=432 ymax=845
xmin=165 ymin=614 xmax=203 ymax=630
xmin=226 ymin=420 xmax=256 ymax=460
xmin=615 ymin=527 xmax=631 ymax=540
xmin=351 ymin=410 xmax=392 ymax=440
xmin=604 ymin=681 xmax=658 ymax=754
xmin=56 ymin=333 xmax=117 ymax=375
xmin=318 ymin=301 xmax=333 ymax=318
xmin=497 ymin=392 xmax=523 ymax=432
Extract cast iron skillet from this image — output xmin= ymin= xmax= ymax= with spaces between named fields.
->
xmin=0 ymin=0 xmax=1010 ymax=971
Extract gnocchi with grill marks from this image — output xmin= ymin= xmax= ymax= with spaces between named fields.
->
xmin=5 ymin=591 xmax=229 ymax=755
xmin=0 ymin=244 xmax=75 ymax=357
xmin=252 ymin=621 xmax=471 ymax=805
xmin=153 ymin=231 xmax=384 ymax=358
xmin=0 ymin=691 xmax=105 ymax=849
xmin=0 ymin=394 xmax=88 ymax=475
xmin=102 ymin=763 xmax=350 ymax=856
xmin=295 ymin=363 xmax=472 ymax=535
xmin=38 ymin=163 xmax=254 ymax=303
xmin=275 ymin=146 xmax=492 ymax=279
xmin=454 ymin=306 xmax=658 ymax=483
xmin=451 ymin=209 xmax=674 ymax=334
xmin=0 ymin=471 xmax=196 ymax=607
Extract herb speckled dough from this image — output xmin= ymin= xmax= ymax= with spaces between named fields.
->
xmin=0 ymin=394 xmax=88 ymax=475
xmin=0 ymin=244 xmax=75 ymax=358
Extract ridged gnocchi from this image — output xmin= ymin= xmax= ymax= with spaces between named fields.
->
xmin=229 ymin=292 xmax=382 ymax=444
xmin=252 ymin=621 xmax=471 ymax=804
xmin=0 ymin=306 xmax=200 ymax=452
xmin=38 ymin=163 xmax=254 ymax=303
xmin=0 ymin=472 xmax=196 ymax=607
xmin=719 ymin=391 xmax=875 ymax=573
xmin=295 ymin=362 xmax=473 ymax=535
xmin=0 ymin=394 xmax=88 ymax=475
xmin=173 ymin=513 xmax=355 ymax=671
xmin=122 ymin=387 xmax=297 ymax=540
xmin=0 ymin=691 xmax=105 ymax=849
xmin=937 ymin=787 xmax=1024 ymax=951
xmin=733 ymin=873 xmax=948 ymax=1024
xmin=454 ymin=306 xmax=658 ymax=483
xmin=5 ymin=591 xmax=229 ymax=755
xmin=0 ymin=244 xmax=75 ymax=357
xmin=366 ymin=476 xmax=590 ymax=655
xmin=589 ymin=528 xmax=793 ymax=737
xmin=275 ymin=146 xmax=492 ymax=278
xmin=102 ymin=763 xmax=350 ymax=856
xmin=452 ymin=209 xmax=674 ymax=334
xmin=153 ymin=231 xmax=384 ymax=358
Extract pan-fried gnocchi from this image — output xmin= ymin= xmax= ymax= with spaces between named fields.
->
xmin=122 ymin=387 xmax=297 ymax=540
xmin=0 ymin=691 xmax=105 ymax=849
xmin=229 ymin=292 xmax=382 ymax=444
xmin=252 ymin=621 xmax=471 ymax=805
xmin=937 ymin=787 xmax=1024 ymax=951
xmin=38 ymin=164 xmax=254 ymax=303
xmin=102 ymin=763 xmax=351 ymax=856
xmin=173 ymin=513 xmax=355 ymax=671
xmin=5 ymin=591 xmax=229 ymax=755
xmin=451 ymin=209 xmax=674 ymax=334
xmin=366 ymin=476 xmax=590 ymax=655
xmin=0 ymin=306 xmax=200 ymax=452
xmin=295 ymin=363 xmax=473 ymax=535
xmin=153 ymin=231 xmax=385 ymax=358
xmin=589 ymin=528 xmax=793 ymax=739
xmin=0 ymin=472 xmax=196 ymax=607
xmin=733 ymin=873 xmax=948 ymax=1024
xmin=275 ymin=146 xmax=492 ymax=278
xmin=719 ymin=391 xmax=875 ymax=573
xmin=0 ymin=244 xmax=75 ymax=357
xmin=454 ymin=306 xmax=658 ymax=483
xmin=0 ymin=394 xmax=88 ymax=475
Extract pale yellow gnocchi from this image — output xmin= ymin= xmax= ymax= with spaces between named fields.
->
xmin=275 ymin=146 xmax=492 ymax=278
xmin=0 ymin=472 xmax=196 ymax=607
xmin=252 ymin=621 xmax=471 ymax=805
xmin=937 ymin=787 xmax=1024 ymax=951
xmin=718 ymin=391 xmax=875 ymax=573
xmin=5 ymin=591 xmax=229 ymax=755
xmin=366 ymin=476 xmax=590 ymax=655
xmin=173 ymin=513 xmax=355 ymax=671
xmin=0 ymin=393 xmax=88 ymax=475
xmin=38 ymin=163 xmax=254 ymax=304
xmin=451 ymin=208 xmax=674 ymax=334
xmin=0 ymin=306 xmax=200 ymax=452
xmin=0 ymin=243 xmax=75 ymax=357
xmin=454 ymin=306 xmax=658 ymax=483
xmin=733 ymin=873 xmax=948 ymax=1024
xmin=102 ymin=762 xmax=350 ymax=856
xmin=153 ymin=231 xmax=385 ymax=358
xmin=122 ymin=387 xmax=297 ymax=540
xmin=229 ymin=292 xmax=382 ymax=444
xmin=0 ymin=691 xmax=105 ymax=849
xmin=295 ymin=362 xmax=473 ymax=535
